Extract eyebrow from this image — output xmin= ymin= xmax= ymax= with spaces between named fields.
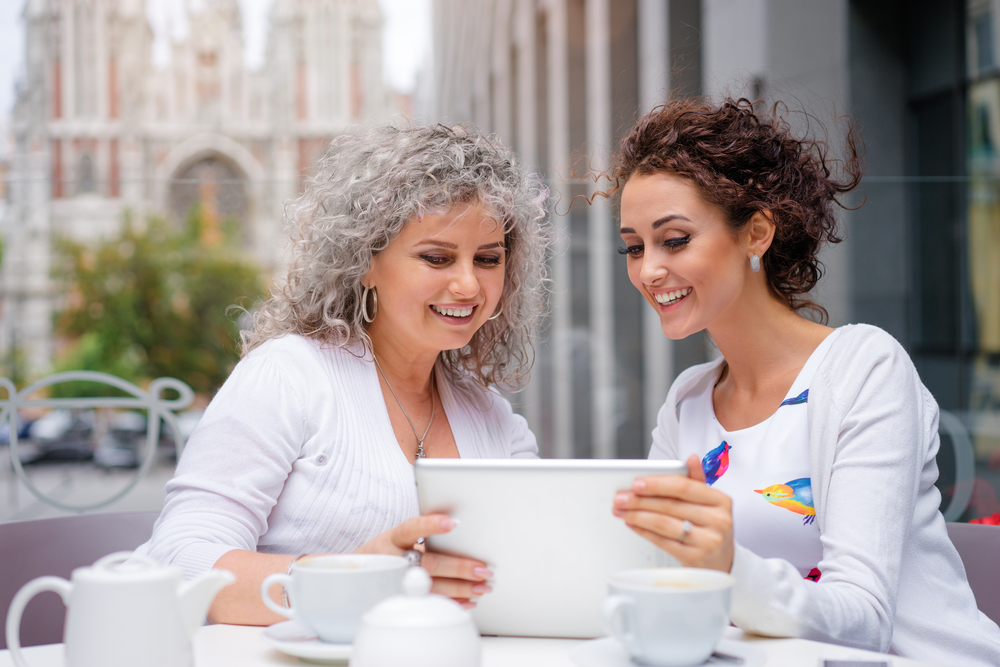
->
xmin=619 ymin=214 xmax=692 ymax=235
xmin=416 ymin=240 xmax=505 ymax=251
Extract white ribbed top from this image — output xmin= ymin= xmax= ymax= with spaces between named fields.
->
xmin=134 ymin=334 xmax=538 ymax=579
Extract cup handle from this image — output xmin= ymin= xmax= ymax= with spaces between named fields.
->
xmin=601 ymin=595 xmax=637 ymax=650
xmin=260 ymin=573 xmax=295 ymax=620
xmin=5 ymin=576 xmax=73 ymax=667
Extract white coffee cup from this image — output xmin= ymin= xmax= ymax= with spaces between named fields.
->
xmin=261 ymin=554 xmax=408 ymax=644
xmin=601 ymin=568 xmax=734 ymax=667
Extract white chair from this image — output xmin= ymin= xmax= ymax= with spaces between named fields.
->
xmin=946 ymin=521 xmax=1000 ymax=626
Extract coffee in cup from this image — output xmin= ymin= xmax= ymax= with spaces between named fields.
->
xmin=601 ymin=567 xmax=734 ymax=666
xmin=261 ymin=554 xmax=408 ymax=644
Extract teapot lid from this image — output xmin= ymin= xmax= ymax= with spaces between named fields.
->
xmin=360 ymin=567 xmax=472 ymax=629
xmin=74 ymin=552 xmax=180 ymax=583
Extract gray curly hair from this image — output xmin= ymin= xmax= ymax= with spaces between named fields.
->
xmin=243 ymin=124 xmax=551 ymax=389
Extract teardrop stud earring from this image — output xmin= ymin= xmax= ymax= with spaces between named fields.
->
xmin=750 ymin=255 xmax=761 ymax=273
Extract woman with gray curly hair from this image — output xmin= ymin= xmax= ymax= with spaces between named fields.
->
xmin=134 ymin=124 xmax=551 ymax=626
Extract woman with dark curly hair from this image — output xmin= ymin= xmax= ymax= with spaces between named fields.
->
xmin=134 ymin=124 xmax=551 ymax=625
xmin=610 ymin=99 xmax=1000 ymax=665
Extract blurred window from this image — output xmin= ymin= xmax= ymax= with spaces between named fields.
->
xmin=78 ymin=153 xmax=95 ymax=194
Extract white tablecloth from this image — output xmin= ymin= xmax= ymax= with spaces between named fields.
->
xmin=0 ymin=625 xmax=941 ymax=666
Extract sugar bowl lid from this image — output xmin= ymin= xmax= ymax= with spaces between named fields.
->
xmin=360 ymin=567 xmax=472 ymax=628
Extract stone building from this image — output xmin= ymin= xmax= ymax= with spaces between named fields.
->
xmin=2 ymin=0 xmax=392 ymax=376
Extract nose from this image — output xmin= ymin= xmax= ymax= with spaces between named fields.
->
xmin=639 ymin=253 xmax=668 ymax=286
xmin=449 ymin=259 xmax=480 ymax=297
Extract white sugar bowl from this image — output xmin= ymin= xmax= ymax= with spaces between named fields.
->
xmin=350 ymin=566 xmax=481 ymax=667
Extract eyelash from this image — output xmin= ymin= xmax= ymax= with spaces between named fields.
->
xmin=420 ymin=254 xmax=503 ymax=267
xmin=616 ymin=235 xmax=691 ymax=258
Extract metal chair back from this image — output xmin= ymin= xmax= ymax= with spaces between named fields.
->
xmin=1 ymin=371 xmax=193 ymax=512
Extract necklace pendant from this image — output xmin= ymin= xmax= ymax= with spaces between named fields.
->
xmin=416 ymin=441 xmax=426 ymax=458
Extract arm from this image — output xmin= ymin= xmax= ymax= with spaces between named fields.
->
xmin=619 ymin=338 xmax=924 ymax=651
xmin=209 ymin=514 xmax=491 ymax=624
xmin=508 ymin=411 xmax=539 ymax=459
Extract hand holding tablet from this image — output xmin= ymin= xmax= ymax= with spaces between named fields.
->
xmin=414 ymin=458 xmax=686 ymax=638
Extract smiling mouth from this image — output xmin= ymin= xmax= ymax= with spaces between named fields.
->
xmin=654 ymin=288 xmax=692 ymax=306
xmin=430 ymin=304 xmax=476 ymax=318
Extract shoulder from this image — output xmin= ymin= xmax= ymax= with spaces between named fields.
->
xmin=650 ymin=356 xmax=724 ymax=457
xmin=825 ymin=324 xmax=909 ymax=364
xmin=819 ymin=324 xmax=916 ymax=387
xmin=245 ymin=335 xmax=368 ymax=377
xmin=813 ymin=324 xmax=925 ymax=415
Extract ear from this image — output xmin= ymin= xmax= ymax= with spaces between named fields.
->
xmin=745 ymin=210 xmax=776 ymax=259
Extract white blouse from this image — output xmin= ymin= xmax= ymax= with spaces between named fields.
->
xmin=677 ymin=330 xmax=841 ymax=578
xmin=134 ymin=334 xmax=538 ymax=579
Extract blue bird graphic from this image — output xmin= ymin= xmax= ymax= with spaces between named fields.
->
xmin=701 ymin=441 xmax=731 ymax=486
xmin=779 ymin=389 xmax=809 ymax=407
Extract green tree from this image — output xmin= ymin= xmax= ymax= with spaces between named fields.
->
xmin=53 ymin=208 xmax=265 ymax=396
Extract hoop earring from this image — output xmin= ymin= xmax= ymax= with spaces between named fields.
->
xmin=750 ymin=255 xmax=761 ymax=273
xmin=488 ymin=303 xmax=503 ymax=321
xmin=362 ymin=285 xmax=378 ymax=323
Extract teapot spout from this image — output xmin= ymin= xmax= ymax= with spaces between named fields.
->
xmin=178 ymin=569 xmax=237 ymax=635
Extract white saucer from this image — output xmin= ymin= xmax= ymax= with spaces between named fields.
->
xmin=569 ymin=637 xmax=766 ymax=667
xmin=260 ymin=620 xmax=352 ymax=664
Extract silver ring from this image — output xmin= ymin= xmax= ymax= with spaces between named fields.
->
xmin=402 ymin=549 xmax=422 ymax=566
xmin=679 ymin=519 xmax=693 ymax=543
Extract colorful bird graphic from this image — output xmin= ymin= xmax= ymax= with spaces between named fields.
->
xmin=755 ymin=478 xmax=816 ymax=525
xmin=779 ymin=389 xmax=809 ymax=407
xmin=701 ymin=441 xmax=731 ymax=486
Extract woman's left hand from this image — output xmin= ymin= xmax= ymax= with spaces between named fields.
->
xmin=613 ymin=455 xmax=735 ymax=572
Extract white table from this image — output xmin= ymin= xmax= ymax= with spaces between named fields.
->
xmin=0 ymin=625 xmax=941 ymax=666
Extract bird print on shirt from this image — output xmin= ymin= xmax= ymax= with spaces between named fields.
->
xmin=755 ymin=478 xmax=816 ymax=525
xmin=779 ymin=389 xmax=809 ymax=407
xmin=701 ymin=441 xmax=731 ymax=486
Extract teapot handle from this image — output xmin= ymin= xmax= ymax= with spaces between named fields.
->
xmin=5 ymin=576 xmax=73 ymax=667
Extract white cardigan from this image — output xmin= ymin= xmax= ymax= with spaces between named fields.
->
xmin=650 ymin=324 xmax=1000 ymax=666
xmin=134 ymin=335 xmax=538 ymax=578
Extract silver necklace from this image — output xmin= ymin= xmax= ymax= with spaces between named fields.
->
xmin=372 ymin=353 xmax=436 ymax=459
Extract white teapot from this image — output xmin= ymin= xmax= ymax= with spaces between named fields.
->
xmin=5 ymin=551 xmax=235 ymax=667
xmin=351 ymin=566 xmax=481 ymax=667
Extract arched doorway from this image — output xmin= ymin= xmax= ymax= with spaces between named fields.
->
xmin=167 ymin=154 xmax=250 ymax=245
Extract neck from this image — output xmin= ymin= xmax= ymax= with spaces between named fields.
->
xmin=367 ymin=324 xmax=438 ymax=395
xmin=707 ymin=286 xmax=825 ymax=393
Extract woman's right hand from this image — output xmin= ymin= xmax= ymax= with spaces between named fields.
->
xmin=354 ymin=513 xmax=493 ymax=608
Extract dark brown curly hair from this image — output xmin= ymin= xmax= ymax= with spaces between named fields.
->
xmin=612 ymin=97 xmax=862 ymax=322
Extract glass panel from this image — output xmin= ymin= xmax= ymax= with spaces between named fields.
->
xmin=958 ymin=0 xmax=1000 ymax=521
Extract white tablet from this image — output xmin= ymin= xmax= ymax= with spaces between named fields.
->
xmin=414 ymin=458 xmax=687 ymax=638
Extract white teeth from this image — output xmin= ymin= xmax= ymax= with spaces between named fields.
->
xmin=654 ymin=288 xmax=691 ymax=305
xmin=432 ymin=305 xmax=474 ymax=318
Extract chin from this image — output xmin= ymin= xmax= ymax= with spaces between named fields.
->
xmin=659 ymin=321 xmax=701 ymax=341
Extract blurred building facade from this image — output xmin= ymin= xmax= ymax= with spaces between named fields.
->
xmin=427 ymin=0 xmax=1000 ymax=519
xmin=1 ymin=0 xmax=392 ymax=376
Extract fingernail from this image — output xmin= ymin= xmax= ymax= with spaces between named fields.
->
xmin=461 ymin=600 xmax=478 ymax=609
xmin=612 ymin=507 xmax=623 ymax=517
xmin=472 ymin=584 xmax=492 ymax=595
xmin=614 ymin=492 xmax=629 ymax=507
xmin=440 ymin=517 xmax=460 ymax=530
xmin=472 ymin=567 xmax=494 ymax=580
xmin=633 ymin=479 xmax=647 ymax=491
